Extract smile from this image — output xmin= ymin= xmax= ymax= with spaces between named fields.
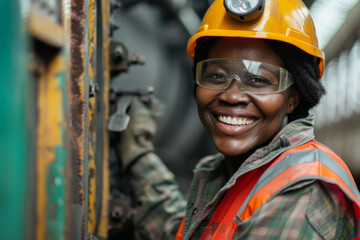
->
xmin=217 ymin=115 xmax=255 ymax=126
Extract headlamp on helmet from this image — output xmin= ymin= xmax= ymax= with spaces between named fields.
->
xmin=224 ymin=0 xmax=265 ymax=23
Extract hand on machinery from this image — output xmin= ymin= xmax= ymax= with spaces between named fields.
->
xmin=116 ymin=95 xmax=165 ymax=173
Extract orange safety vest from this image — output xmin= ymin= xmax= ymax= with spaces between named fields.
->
xmin=176 ymin=140 xmax=360 ymax=240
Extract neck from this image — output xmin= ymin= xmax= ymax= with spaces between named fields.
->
xmin=224 ymin=153 xmax=251 ymax=179
xmin=223 ymin=137 xmax=274 ymax=179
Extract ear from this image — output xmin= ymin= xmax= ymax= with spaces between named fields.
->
xmin=287 ymin=88 xmax=301 ymax=114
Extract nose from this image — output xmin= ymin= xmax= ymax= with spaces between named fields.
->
xmin=218 ymin=77 xmax=251 ymax=105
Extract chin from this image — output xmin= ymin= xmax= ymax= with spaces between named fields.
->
xmin=213 ymin=139 xmax=252 ymax=158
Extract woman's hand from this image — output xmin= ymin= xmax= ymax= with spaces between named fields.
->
xmin=116 ymin=95 xmax=165 ymax=172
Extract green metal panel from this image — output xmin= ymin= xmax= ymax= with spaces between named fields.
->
xmin=0 ymin=0 xmax=29 ymax=240
xmin=46 ymin=73 xmax=67 ymax=240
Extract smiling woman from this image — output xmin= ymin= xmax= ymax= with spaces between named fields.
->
xmin=118 ymin=0 xmax=360 ymax=239
xmin=196 ymin=38 xmax=298 ymax=163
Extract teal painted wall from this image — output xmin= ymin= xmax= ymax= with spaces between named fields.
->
xmin=0 ymin=0 xmax=29 ymax=239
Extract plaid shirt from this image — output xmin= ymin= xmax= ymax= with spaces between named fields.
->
xmin=128 ymin=115 xmax=355 ymax=239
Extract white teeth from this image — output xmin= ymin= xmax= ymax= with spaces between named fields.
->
xmin=217 ymin=115 xmax=254 ymax=126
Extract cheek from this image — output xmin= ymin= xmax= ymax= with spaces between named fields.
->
xmin=257 ymin=95 xmax=290 ymax=124
xmin=196 ymin=89 xmax=208 ymax=126
xmin=196 ymin=88 xmax=210 ymax=115
xmin=196 ymin=88 xmax=219 ymax=132
xmin=195 ymin=88 xmax=204 ymax=113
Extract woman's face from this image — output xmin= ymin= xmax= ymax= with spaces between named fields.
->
xmin=196 ymin=38 xmax=298 ymax=158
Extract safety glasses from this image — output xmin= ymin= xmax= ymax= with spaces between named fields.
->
xmin=196 ymin=58 xmax=294 ymax=94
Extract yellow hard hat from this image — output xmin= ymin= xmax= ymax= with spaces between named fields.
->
xmin=187 ymin=0 xmax=325 ymax=77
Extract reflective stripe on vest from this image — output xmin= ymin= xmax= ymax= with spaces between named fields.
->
xmin=177 ymin=140 xmax=360 ymax=240
xmin=176 ymin=218 xmax=185 ymax=240
xmin=237 ymin=141 xmax=360 ymax=225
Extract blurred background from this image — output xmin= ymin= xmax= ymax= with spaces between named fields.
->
xmin=111 ymin=0 xmax=360 ymax=192
xmin=1 ymin=0 xmax=360 ymax=239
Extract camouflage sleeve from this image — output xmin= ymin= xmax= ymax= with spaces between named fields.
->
xmin=128 ymin=152 xmax=187 ymax=240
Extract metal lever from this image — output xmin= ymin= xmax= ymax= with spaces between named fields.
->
xmin=107 ymin=95 xmax=133 ymax=132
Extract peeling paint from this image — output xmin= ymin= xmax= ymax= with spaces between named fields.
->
xmin=70 ymin=0 xmax=87 ymax=239
xmin=46 ymin=145 xmax=66 ymax=240
xmin=5 ymin=0 xmax=115 ymax=239
xmin=36 ymin=55 xmax=67 ymax=240
xmin=44 ymin=73 xmax=67 ymax=240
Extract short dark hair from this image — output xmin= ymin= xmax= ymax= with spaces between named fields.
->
xmin=192 ymin=38 xmax=326 ymax=122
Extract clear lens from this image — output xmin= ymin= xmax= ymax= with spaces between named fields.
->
xmin=196 ymin=58 xmax=294 ymax=94
xmin=229 ymin=0 xmax=258 ymax=13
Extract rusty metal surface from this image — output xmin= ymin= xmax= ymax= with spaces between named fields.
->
xmin=69 ymin=0 xmax=88 ymax=239
xmin=4 ymin=0 xmax=116 ymax=239
xmin=64 ymin=0 xmax=113 ymax=238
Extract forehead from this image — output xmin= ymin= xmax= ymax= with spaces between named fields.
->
xmin=202 ymin=59 xmax=277 ymax=75
xmin=207 ymin=38 xmax=284 ymax=68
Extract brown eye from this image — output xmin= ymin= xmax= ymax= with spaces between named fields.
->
xmin=245 ymin=76 xmax=273 ymax=88
xmin=203 ymin=73 xmax=228 ymax=84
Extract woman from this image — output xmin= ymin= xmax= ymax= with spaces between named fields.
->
xmin=118 ymin=0 xmax=360 ymax=239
